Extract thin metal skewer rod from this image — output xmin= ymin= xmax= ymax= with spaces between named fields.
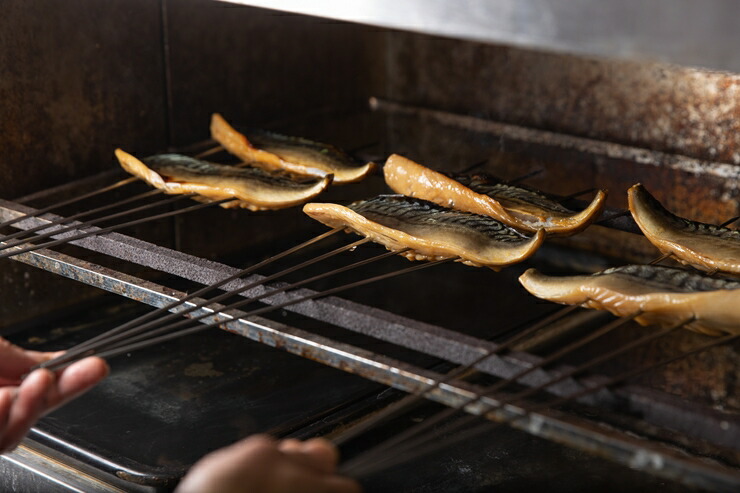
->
xmin=595 ymin=209 xmax=631 ymax=225
xmin=60 ymin=244 xmax=407 ymax=366
xmin=353 ymin=214 xmax=736 ymax=456
xmin=405 ymin=321 xmax=715 ymax=456
xmin=484 ymin=313 xmax=640 ymax=395
xmin=194 ymin=145 xmax=225 ymax=159
xmin=55 ymin=257 xmax=454 ymax=368
xmin=344 ymin=210 xmax=740 ymax=466
xmin=382 ymin=319 xmax=690 ymax=464
xmin=0 ymin=189 xmax=164 ymax=244
xmin=0 ymin=176 xmax=138 ymax=230
xmin=539 ymin=334 xmax=739 ymax=413
xmin=0 ymin=197 xmax=232 ymax=261
xmin=559 ymin=187 xmax=598 ymax=201
xmin=340 ymin=312 xmax=639 ymax=473
xmin=507 ymin=168 xmax=543 ymax=185
xmin=347 ymin=320 xmax=733 ymax=479
xmin=720 ymin=216 xmax=740 ymax=228
xmin=0 ymin=192 xmax=192 ymax=254
xmin=332 ymin=304 xmax=581 ymax=446
xmin=36 ymin=227 xmax=344 ymax=370
xmin=649 ymin=252 xmax=672 ymax=265
xmin=42 ymin=237 xmax=375 ymax=369
xmin=507 ymin=322 xmax=685 ymax=404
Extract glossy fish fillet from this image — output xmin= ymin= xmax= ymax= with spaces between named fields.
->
xmin=383 ymin=154 xmax=606 ymax=235
xmin=519 ymin=265 xmax=740 ymax=336
xmin=115 ymin=149 xmax=331 ymax=210
xmin=210 ymin=113 xmax=375 ymax=184
xmin=304 ymin=195 xmax=544 ymax=270
xmin=629 ymin=184 xmax=740 ymax=274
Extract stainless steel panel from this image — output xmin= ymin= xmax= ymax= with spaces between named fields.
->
xmin=221 ymin=0 xmax=740 ymax=73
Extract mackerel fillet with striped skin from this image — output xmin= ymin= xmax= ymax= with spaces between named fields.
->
xmin=629 ymin=183 xmax=740 ymax=274
xmin=115 ymin=149 xmax=332 ymax=210
xmin=519 ymin=265 xmax=740 ymax=336
xmin=383 ymin=154 xmax=606 ymax=235
xmin=304 ymin=195 xmax=545 ymax=270
xmin=210 ymin=113 xmax=375 ymax=184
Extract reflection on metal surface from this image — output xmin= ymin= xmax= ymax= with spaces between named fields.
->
xmin=220 ymin=0 xmax=740 ymax=72
xmin=1 ymin=443 xmax=127 ymax=493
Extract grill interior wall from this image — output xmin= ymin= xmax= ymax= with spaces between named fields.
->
xmin=2 ymin=0 xmax=740 ymax=417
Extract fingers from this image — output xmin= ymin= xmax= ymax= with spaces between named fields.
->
xmin=0 ymin=369 xmax=55 ymax=452
xmin=279 ymin=438 xmax=339 ymax=474
xmin=0 ymin=357 xmax=108 ymax=454
xmin=176 ymin=435 xmax=362 ymax=493
xmin=0 ymin=337 xmax=65 ymax=384
xmin=0 ymin=388 xmax=16 ymax=438
xmin=48 ymin=357 xmax=109 ymax=410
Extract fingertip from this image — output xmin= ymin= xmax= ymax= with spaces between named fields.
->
xmin=53 ymin=357 xmax=109 ymax=408
xmin=277 ymin=438 xmax=303 ymax=453
xmin=21 ymin=368 xmax=55 ymax=395
xmin=222 ymin=434 xmax=278 ymax=460
xmin=0 ymin=388 xmax=17 ymax=429
xmin=61 ymin=356 xmax=109 ymax=385
xmin=302 ymin=437 xmax=340 ymax=465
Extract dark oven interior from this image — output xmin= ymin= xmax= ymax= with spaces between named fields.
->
xmin=2 ymin=1 xmax=740 ymax=492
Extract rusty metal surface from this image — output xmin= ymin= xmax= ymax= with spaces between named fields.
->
xmin=0 ymin=0 xmax=167 ymax=199
xmin=386 ymin=33 xmax=740 ymax=165
xmin=164 ymin=0 xmax=385 ymax=148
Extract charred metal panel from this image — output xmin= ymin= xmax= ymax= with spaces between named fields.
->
xmin=0 ymin=0 xmax=167 ymax=199
xmin=164 ymin=0 xmax=386 ymax=147
xmin=0 ymin=0 xmax=167 ymax=328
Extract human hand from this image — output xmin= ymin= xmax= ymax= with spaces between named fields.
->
xmin=176 ymin=435 xmax=362 ymax=493
xmin=0 ymin=338 xmax=109 ymax=453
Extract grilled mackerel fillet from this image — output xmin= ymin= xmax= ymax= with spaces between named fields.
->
xmin=383 ymin=154 xmax=606 ymax=235
xmin=210 ymin=113 xmax=375 ymax=184
xmin=629 ymin=184 xmax=740 ymax=274
xmin=519 ymin=264 xmax=740 ymax=336
xmin=115 ymin=149 xmax=331 ymax=210
xmin=304 ymin=195 xmax=544 ymax=270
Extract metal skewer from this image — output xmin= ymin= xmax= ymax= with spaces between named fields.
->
xmin=36 ymin=227 xmax=344 ymax=370
xmin=0 ymin=176 xmax=138 ymax=230
xmin=387 ymin=209 xmax=730 ymax=447
xmin=346 ymin=319 xmax=735 ymax=479
xmin=340 ymin=312 xmax=640 ymax=473
xmin=353 ymin=316 xmax=688 ymax=470
xmin=0 ymin=188 xmax=165 ymax=244
xmin=46 ymin=256 xmax=454 ymax=371
xmin=52 ymin=244 xmax=410 ymax=368
xmin=194 ymin=145 xmax=225 ymax=159
xmin=40 ymin=236 xmax=376 ymax=370
xmin=0 ymin=197 xmax=232 ymax=261
xmin=331 ymin=303 xmax=580 ymax=446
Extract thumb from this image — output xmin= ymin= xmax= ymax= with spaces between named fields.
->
xmin=0 ymin=339 xmax=53 ymax=382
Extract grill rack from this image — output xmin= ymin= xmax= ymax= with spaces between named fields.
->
xmin=1 ymin=130 xmax=739 ymax=490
